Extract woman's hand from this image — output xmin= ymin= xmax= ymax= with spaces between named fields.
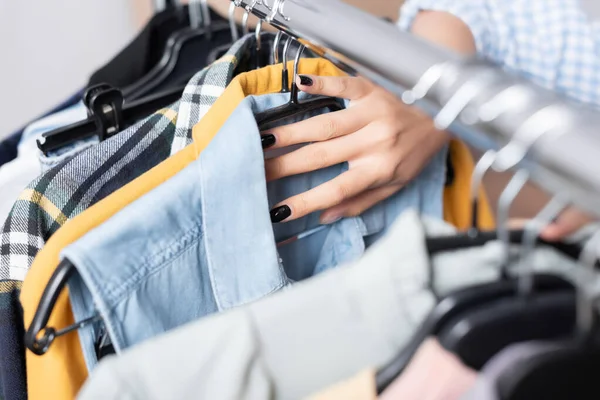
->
xmin=541 ymin=207 xmax=595 ymax=241
xmin=511 ymin=207 xmax=595 ymax=241
xmin=262 ymin=74 xmax=450 ymax=223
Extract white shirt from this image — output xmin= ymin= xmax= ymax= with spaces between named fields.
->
xmin=0 ymin=103 xmax=87 ymax=228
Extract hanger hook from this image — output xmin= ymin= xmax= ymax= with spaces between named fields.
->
xmin=268 ymin=0 xmax=290 ymax=23
xmin=577 ymin=230 xmax=600 ymax=337
xmin=496 ymin=169 xmax=530 ymax=275
xmin=242 ymin=0 xmax=259 ymax=36
xmin=518 ymin=196 xmax=568 ymax=297
xmin=280 ymin=35 xmax=293 ymax=93
xmin=273 ymin=31 xmax=283 ymax=64
xmin=255 ymin=18 xmax=263 ymax=57
xmin=433 ymin=67 xmax=501 ymax=131
xmin=478 ymin=84 xmax=534 ymax=122
xmin=256 ymin=0 xmax=272 ymax=10
xmin=267 ymin=0 xmax=281 ymax=22
xmin=291 ymin=44 xmax=306 ymax=104
xmin=493 ymin=103 xmax=571 ymax=172
xmin=189 ymin=0 xmax=203 ymax=30
xmin=277 ymin=0 xmax=291 ymax=21
xmin=489 ymin=100 xmax=570 ymax=278
xmin=200 ymin=0 xmax=211 ymax=32
xmin=467 ymin=82 xmax=541 ymax=231
xmin=242 ymin=10 xmax=250 ymax=35
xmin=469 ymin=150 xmax=498 ymax=232
xmin=401 ymin=62 xmax=450 ymax=105
xmin=228 ymin=1 xmax=240 ymax=42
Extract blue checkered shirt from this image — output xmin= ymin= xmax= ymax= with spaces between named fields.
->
xmin=399 ymin=0 xmax=600 ymax=108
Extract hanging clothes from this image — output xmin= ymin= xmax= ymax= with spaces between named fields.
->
xmin=18 ymin=53 xmax=498 ymax=399
xmin=0 ymin=103 xmax=89 ymax=224
xmin=0 ymin=36 xmax=256 ymax=283
xmin=0 ymin=34 xmax=261 ymax=400
xmin=460 ymin=341 xmax=562 ymax=400
xmin=443 ymin=140 xmax=494 ymax=231
xmin=87 ymin=6 xmax=191 ymax=89
xmin=0 ymin=89 xmax=83 ymax=169
xmin=62 ymin=88 xmax=446 ymax=372
xmin=377 ymin=338 xmax=477 ymax=400
xmin=74 ymin=210 xmax=580 ymax=400
xmin=21 ymin=57 xmax=348 ymax=400
xmin=0 ymin=100 xmax=90 ymax=400
xmin=306 ymin=370 xmax=378 ymax=400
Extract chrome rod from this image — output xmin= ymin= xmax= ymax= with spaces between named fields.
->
xmin=234 ymin=0 xmax=600 ymax=218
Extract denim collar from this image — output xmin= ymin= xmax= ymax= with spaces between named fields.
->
xmin=199 ymin=94 xmax=289 ymax=310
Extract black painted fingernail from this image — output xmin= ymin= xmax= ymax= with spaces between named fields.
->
xmin=299 ymin=75 xmax=313 ymax=86
xmin=261 ymin=134 xmax=276 ymax=149
xmin=270 ymin=205 xmax=291 ymax=223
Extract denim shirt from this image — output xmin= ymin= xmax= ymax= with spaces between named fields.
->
xmin=63 ymin=91 xmax=447 ymax=371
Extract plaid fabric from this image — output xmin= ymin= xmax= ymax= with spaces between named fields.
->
xmin=399 ymin=0 xmax=600 ymax=108
xmin=170 ymin=35 xmax=261 ymax=155
xmin=0 ymin=34 xmax=256 ymax=400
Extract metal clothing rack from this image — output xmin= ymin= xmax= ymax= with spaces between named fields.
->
xmin=234 ymin=0 xmax=600 ymax=219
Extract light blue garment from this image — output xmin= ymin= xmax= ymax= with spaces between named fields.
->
xmin=19 ymin=102 xmax=86 ymax=145
xmin=63 ymin=91 xmax=447 ymax=372
xmin=19 ymin=101 xmax=98 ymax=172
xmin=0 ymin=102 xmax=96 ymax=234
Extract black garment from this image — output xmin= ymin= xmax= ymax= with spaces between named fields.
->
xmin=0 ymin=132 xmax=21 ymax=167
xmin=88 ymin=6 xmax=190 ymax=88
xmin=136 ymin=19 xmax=233 ymax=97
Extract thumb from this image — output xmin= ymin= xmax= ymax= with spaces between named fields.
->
xmin=541 ymin=207 xmax=594 ymax=241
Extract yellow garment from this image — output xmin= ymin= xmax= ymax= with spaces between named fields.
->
xmin=21 ymin=59 xmax=347 ymax=400
xmin=21 ymin=59 xmax=493 ymax=400
xmin=445 ymin=140 xmax=495 ymax=230
xmin=306 ymin=369 xmax=377 ymax=400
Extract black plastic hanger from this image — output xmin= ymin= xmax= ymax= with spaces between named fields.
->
xmin=496 ymin=338 xmax=600 ymax=400
xmin=255 ymin=43 xmax=343 ymax=130
xmin=376 ymin=176 xmax=581 ymax=393
xmin=275 ymin=33 xmax=296 ymax=94
xmin=376 ymin=202 xmax=586 ymax=393
xmin=123 ymin=4 xmax=232 ymax=101
xmin=87 ymin=4 xmax=190 ymax=89
xmin=207 ymin=1 xmax=242 ymax=65
xmin=436 ymin=199 xmax=589 ymax=371
xmin=24 ymin=259 xmax=99 ymax=355
xmin=495 ymin=234 xmax=600 ymax=400
xmin=438 ymin=290 xmax=576 ymax=369
xmin=426 ymin=229 xmax=586 ymax=260
xmin=374 ymin=273 xmax=573 ymax=393
xmin=37 ymin=83 xmax=185 ymax=155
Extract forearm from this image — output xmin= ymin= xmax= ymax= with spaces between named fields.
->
xmin=410 ymin=10 xmax=476 ymax=55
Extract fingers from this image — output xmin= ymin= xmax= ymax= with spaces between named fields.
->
xmin=270 ymin=170 xmax=374 ymax=222
xmin=320 ymin=184 xmax=403 ymax=224
xmin=265 ymin=133 xmax=365 ymax=181
xmin=507 ymin=219 xmax=529 ymax=230
xmin=541 ymin=207 xmax=594 ymax=241
xmin=296 ymin=75 xmax=373 ymax=100
xmin=261 ymin=108 xmax=369 ymax=150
